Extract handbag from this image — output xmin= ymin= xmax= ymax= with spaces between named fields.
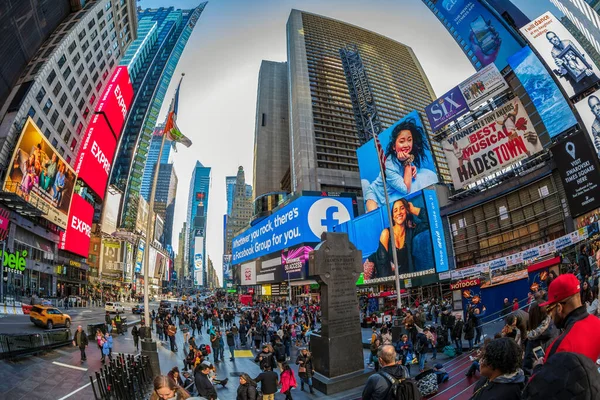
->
xmin=298 ymin=365 xmax=307 ymax=373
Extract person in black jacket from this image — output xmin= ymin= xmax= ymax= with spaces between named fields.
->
xmin=194 ymin=362 xmax=218 ymax=400
xmin=469 ymin=338 xmax=525 ymax=400
xmin=273 ymin=337 xmax=287 ymax=371
xmin=72 ymin=325 xmax=89 ymax=363
xmin=452 ymin=315 xmax=464 ymax=355
xmin=522 ymin=303 xmax=558 ymax=378
xmin=254 ymin=366 xmax=279 ymax=400
xmin=578 ymin=244 xmax=591 ymax=282
xmin=226 ymin=329 xmax=236 ymax=361
xmin=254 ymin=344 xmax=276 ymax=371
xmin=236 ymin=373 xmax=258 ymax=400
xmin=362 ymin=345 xmax=414 ymax=400
xmin=464 ymin=311 xmax=476 ymax=350
xmin=295 ymin=348 xmax=315 ymax=394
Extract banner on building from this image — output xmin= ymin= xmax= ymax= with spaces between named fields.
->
xmin=508 ymin=46 xmax=577 ymax=139
xmin=241 ymin=261 xmax=256 ymax=285
xmin=521 ymin=12 xmax=600 ymax=99
xmin=4 ymin=118 xmax=76 ymax=229
xmin=458 ymin=64 xmax=509 ymax=110
xmin=194 ymin=236 xmax=204 ymax=271
xmin=442 ymin=97 xmax=543 ymax=189
xmin=59 ymin=193 xmax=93 ymax=257
xmin=101 ymin=240 xmax=122 ymax=278
xmin=551 ymin=131 xmax=600 ymax=217
xmin=135 ymin=240 xmax=144 ymax=274
xmin=574 ymin=87 xmax=600 ymax=159
xmin=101 ymin=190 xmax=121 ymax=235
xmin=223 ymin=255 xmax=232 ymax=281
xmin=135 ymin=196 xmax=149 ymax=234
xmin=425 ymin=86 xmax=469 ymax=132
xmin=94 ymin=66 xmax=134 ymax=139
xmin=194 ymin=269 xmax=203 ymax=286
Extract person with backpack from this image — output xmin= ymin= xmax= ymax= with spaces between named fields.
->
xmin=362 ymin=345 xmax=421 ymax=400
xmin=273 ymin=336 xmax=287 ymax=371
xmin=255 ymin=344 xmax=276 ymax=371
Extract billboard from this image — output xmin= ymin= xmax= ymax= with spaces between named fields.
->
xmin=94 ymin=66 xmax=134 ymax=139
xmin=425 ymin=86 xmax=469 ymax=132
xmin=194 ymin=269 xmax=203 ymax=286
xmin=75 ymin=114 xmax=117 ymax=199
xmin=231 ymin=196 xmax=355 ymax=265
xmin=458 ymin=64 xmax=509 ymax=110
xmin=241 ymin=261 xmax=256 ymax=285
xmin=4 ymin=118 xmax=76 ymax=229
xmin=358 ymin=111 xmax=439 ymax=212
xmin=281 ymin=245 xmax=313 ymax=280
xmin=223 ymin=255 xmax=232 ymax=281
xmin=434 ymin=0 xmax=523 ymax=71
xmin=59 ymin=193 xmax=93 ymax=257
xmin=101 ymin=240 xmax=122 ymax=279
xmin=334 ymin=189 xmax=448 ymax=283
xmin=508 ymin=46 xmax=577 ymax=139
xmin=135 ymin=240 xmax=144 ymax=274
xmin=520 ymin=12 xmax=600 ymax=99
xmin=574 ymin=87 xmax=600 ymax=158
xmin=155 ymin=251 xmax=166 ymax=280
xmin=551 ymin=132 xmax=600 ymax=217
xmin=100 ymin=190 xmax=121 ymax=235
xmin=135 ymin=195 xmax=149 ymax=233
xmin=194 ymin=236 xmax=204 ymax=271
xmin=441 ymin=97 xmax=543 ymax=189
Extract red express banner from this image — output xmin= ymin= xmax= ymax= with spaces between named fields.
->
xmin=441 ymin=97 xmax=543 ymax=189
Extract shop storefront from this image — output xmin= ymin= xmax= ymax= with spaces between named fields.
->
xmin=55 ymin=258 xmax=88 ymax=297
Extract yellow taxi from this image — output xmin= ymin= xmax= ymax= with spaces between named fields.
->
xmin=29 ymin=306 xmax=71 ymax=329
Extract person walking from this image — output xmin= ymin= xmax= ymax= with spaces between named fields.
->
xmin=105 ymin=311 xmax=112 ymax=333
xmin=210 ymin=328 xmax=220 ymax=363
xmin=167 ymin=323 xmax=177 ymax=352
xmin=101 ymin=334 xmax=112 ymax=363
xmin=232 ymin=323 xmax=240 ymax=348
xmin=131 ymin=325 xmax=140 ymax=352
xmin=453 ymin=314 xmax=464 ymax=354
xmin=273 ymin=336 xmax=286 ymax=371
xmin=72 ymin=325 xmax=88 ymax=363
xmin=254 ymin=365 xmax=279 ymax=400
xmin=226 ymin=329 xmax=236 ymax=361
xmin=236 ymin=373 xmax=258 ymax=400
xmin=279 ymin=363 xmax=297 ymax=400
xmin=295 ymin=348 xmax=315 ymax=394
xmin=194 ymin=363 xmax=218 ymax=400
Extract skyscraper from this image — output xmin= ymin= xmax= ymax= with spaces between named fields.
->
xmin=253 ymin=61 xmax=290 ymax=199
xmin=286 ymin=10 xmax=447 ymax=193
xmin=140 ymin=125 xmax=172 ymax=201
xmin=226 ymin=175 xmax=252 ymax=215
xmin=112 ymin=3 xmax=207 ymax=231
xmin=154 ymin=163 xmax=178 ymax=247
xmin=186 ymin=161 xmax=211 ymax=285
xmin=551 ymin=0 xmax=600 ymax=55
xmin=0 ymin=0 xmax=137 ymax=169
xmin=224 ymin=167 xmax=253 ymax=256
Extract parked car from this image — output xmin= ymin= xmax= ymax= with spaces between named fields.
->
xmin=29 ymin=306 xmax=71 ymax=329
xmin=132 ymin=304 xmax=145 ymax=314
xmin=105 ymin=302 xmax=125 ymax=313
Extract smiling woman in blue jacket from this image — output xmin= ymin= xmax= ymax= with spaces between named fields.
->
xmin=364 ymin=119 xmax=438 ymax=213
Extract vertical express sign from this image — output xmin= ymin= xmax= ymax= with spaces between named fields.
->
xmin=552 ymin=132 xmax=600 ymax=217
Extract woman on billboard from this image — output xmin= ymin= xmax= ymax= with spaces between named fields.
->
xmin=364 ymin=119 xmax=437 ymax=212
xmin=363 ymin=198 xmax=429 ymax=280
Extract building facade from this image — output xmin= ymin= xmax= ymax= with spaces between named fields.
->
xmin=560 ymin=16 xmax=600 ymax=69
xmin=186 ymin=161 xmax=210 ymax=285
xmin=112 ymin=3 xmax=207 ymax=231
xmin=253 ymin=61 xmax=290 ymax=199
xmin=140 ymin=125 xmax=172 ymax=201
xmin=226 ymin=175 xmax=251 ymax=216
xmin=286 ymin=10 xmax=446 ymax=194
xmin=224 ymin=167 xmax=253 ymax=256
xmin=551 ymin=0 xmax=600 ymax=55
xmin=154 ymin=163 xmax=177 ymax=247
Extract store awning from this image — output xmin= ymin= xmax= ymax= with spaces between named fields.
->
xmin=289 ymin=279 xmax=318 ymax=287
xmin=527 ymin=256 xmax=561 ymax=273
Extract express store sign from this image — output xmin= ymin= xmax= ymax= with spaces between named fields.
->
xmin=75 ymin=114 xmax=117 ymax=200
xmin=95 ymin=66 xmax=134 ymax=139
xmin=59 ymin=193 xmax=94 ymax=257
xmin=450 ymin=279 xmax=481 ymax=290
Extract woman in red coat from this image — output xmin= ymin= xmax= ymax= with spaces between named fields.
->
xmin=280 ymin=363 xmax=297 ymax=399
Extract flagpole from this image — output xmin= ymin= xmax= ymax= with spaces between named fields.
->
xmin=369 ymin=116 xmax=402 ymax=310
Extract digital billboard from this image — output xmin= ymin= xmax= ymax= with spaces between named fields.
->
xmin=551 ymin=132 xmax=600 ymax=217
xmin=100 ymin=190 xmax=121 ymax=235
xmin=441 ymin=97 xmax=543 ymax=189
xmin=241 ymin=261 xmax=256 ymax=285
xmin=4 ymin=118 xmax=76 ymax=229
xmin=434 ymin=0 xmax=523 ymax=71
xmin=59 ymin=193 xmax=93 ymax=257
xmin=521 ymin=12 xmax=600 ymax=99
xmin=155 ymin=251 xmax=166 ymax=280
xmin=334 ymin=189 xmax=448 ymax=283
xmin=135 ymin=240 xmax=144 ymax=274
xmin=357 ymin=111 xmax=439 ymax=212
xmin=574 ymin=87 xmax=600 ymax=158
xmin=223 ymin=255 xmax=232 ymax=281
xmin=75 ymin=114 xmax=117 ymax=199
xmin=231 ymin=196 xmax=355 ymax=265
xmin=194 ymin=236 xmax=204 ymax=271
xmin=458 ymin=64 xmax=509 ymax=110
xmin=94 ymin=66 xmax=134 ymax=139
xmin=508 ymin=46 xmax=577 ymax=139
xmin=194 ymin=269 xmax=204 ymax=286
xmin=101 ymin=240 xmax=122 ymax=279
xmin=425 ymin=86 xmax=469 ymax=132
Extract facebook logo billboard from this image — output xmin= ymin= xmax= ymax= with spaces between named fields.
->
xmin=231 ymin=196 xmax=355 ymax=265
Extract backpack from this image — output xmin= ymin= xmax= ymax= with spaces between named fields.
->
xmin=378 ymin=370 xmax=422 ymax=400
xmin=414 ymin=334 xmax=426 ymax=354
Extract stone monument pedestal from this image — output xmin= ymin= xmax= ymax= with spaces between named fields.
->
xmin=308 ymin=232 xmax=373 ymax=394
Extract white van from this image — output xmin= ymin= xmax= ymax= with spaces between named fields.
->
xmin=105 ymin=302 xmax=125 ymax=313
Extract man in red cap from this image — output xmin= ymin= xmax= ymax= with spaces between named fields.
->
xmin=537 ymin=273 xmax=600 ymax=364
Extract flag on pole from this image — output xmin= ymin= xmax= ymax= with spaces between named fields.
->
xmin=163 ymin=76 xmax=192 ymax=148
xmin=373 ymin=131 xmax=387 ymax=179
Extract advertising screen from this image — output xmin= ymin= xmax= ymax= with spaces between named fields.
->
xmin=101 ymin=240 xmax=122 ymax=279
xmin=508 ymin=46 xmax=577 ymax=139
xmin=281 ymin=245 xmax=313 ymax=280
xmin=458 ymin=64 xmax=509 ymax=110
xmin=59 ymin=193 xmax=93 ymax=257
xmin=231 ymin=196 xmax=355 ymax=265
xmin=194 ymin=269 xmax=203 ymax=286
xmin=75 ymin=114 xmax=117 ymax=199
xmin=441 ymin=97 xmax=543 ymax=189
xmin=435 ymin=0 xmax=523 ymax=71
xmin=135 ymin=240 xmax=144 ymax=274
xmin=223 ymin=255 xmax=232 ymax=281
xmin=4 ymin=118 xmax=76 ymax=229
xmin=425 ymin=86 xmax=469 ymax=132
xmin=551 ymin=131 xmax=600 ymax=217
xmin=334 ymin=189 xmax=447 ymax=283
xmin=241 ymin=261 xmax=256 ymax=285
xmin=574 ymin=87 xmax=600 ymax=158
xmin=194 ymin=236 xmax=204 ymax=271
xmin=357 ymin=111 xmax=439 ymax=212
xmin=94 ymin=66 xmax=134 ymax=139
xmin=521 ymin=12 xmax=600 ymax=99
xmin=100 ymin=190 xmax=121 ymax=235
xmin=155 ymin=251 xmax=166 ymax=280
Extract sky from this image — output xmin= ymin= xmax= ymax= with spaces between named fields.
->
xmin=137 ymin=0 xmax=563 ymax=284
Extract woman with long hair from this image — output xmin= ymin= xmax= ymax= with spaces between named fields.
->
xmin=522 ymin=302 xmax=558 ymax=378
xmin=363 ymin=198 xmax=429 ymax=279
xmin=280 ymin=362 xmax=297 ymax=400
xmin=150 ymin=375 xmax=190 ymax=400
xmin=364 ymin=118 xmax=437 ymax=212
xmin=236 ymin=372 xmax=258 ymax=400
xmin=295 ymin=348 xmax=314 ymax=394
